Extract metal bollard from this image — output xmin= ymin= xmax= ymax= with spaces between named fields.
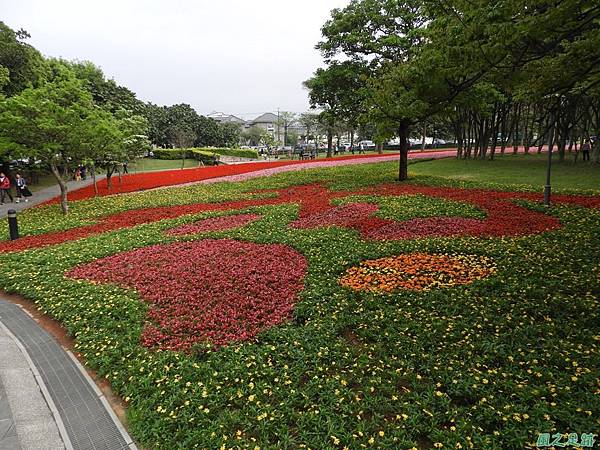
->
xmin=7 ymin=209 xmax=19 ymax=240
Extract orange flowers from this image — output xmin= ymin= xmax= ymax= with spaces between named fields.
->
xmin=339 ymin=253 xmax=496 ymax=292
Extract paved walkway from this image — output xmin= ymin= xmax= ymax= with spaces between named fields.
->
xmin=0 ymin=299 xmax=136 ymax=450
xmin=0 ymin=176 xmax=102 ymax=218
xmin=198 ymin=150 xmax=454 ymax=186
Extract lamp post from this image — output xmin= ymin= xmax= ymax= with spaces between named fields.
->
xmin=543 ymin=104 xmax=557 ymax=206
xmin=543 ymin=128 xmax=553 ymax=206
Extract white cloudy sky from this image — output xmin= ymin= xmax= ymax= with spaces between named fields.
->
xmin=2 ymin=0 xmax=349 ymax=118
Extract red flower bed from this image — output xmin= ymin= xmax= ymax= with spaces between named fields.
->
xmin=366 ymin=217 xmax=487 ymax=240
xmin=291 ymin=203 xmax=379 ymax=230
xmin=45 ymin=152 xmax=406 ymax=203
xmin=67 ymin=239 xmax=308 ymax=351
xmin=3 ymin=183 xmax=599 ymax=253
xmin=167 ymin=213 xmax=260 ymax=236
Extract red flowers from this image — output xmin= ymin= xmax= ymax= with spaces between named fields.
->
xmin=45 ymin=153 xmax=408 ymax=203
xmin=67 ymin=239 xmax=308 ymax=351
xmin=291 ymin=203 xmax=379 ymax=230
xmin=166 ymin=213 xmax=260 ymax=235
xmin=3 ymin=182 xmax=599 ymax=253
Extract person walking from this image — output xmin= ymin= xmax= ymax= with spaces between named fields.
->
xmin=0 ymin=172 xmax=14 ymax=204
xmin=581 ymin=139 xmax=591 ymax=161
xmin=15 ymin=173 xmax=31 ymax=203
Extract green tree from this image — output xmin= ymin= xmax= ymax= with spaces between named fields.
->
xmin=304 ymin=62 xmax=368 ymax=157
xmin=66 ymin=60 xmax=146 ymax=114
xmin=0 ymin=71 xmax=95 ymax=214
xmin=219 ymin=122 xmax=242 ymax=147
xmin=0 ymin=22 xmax=48 ymax=97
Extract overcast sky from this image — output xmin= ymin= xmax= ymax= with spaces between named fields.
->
xmin=2 ymin=0 xmax=349 ymax=119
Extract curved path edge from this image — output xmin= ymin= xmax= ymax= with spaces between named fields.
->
xmin=0 ymin=299 xmax=137 ymax=450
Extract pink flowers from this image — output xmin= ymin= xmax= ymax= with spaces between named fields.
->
xmin=67 ymin=239 xmax=307 ymax=351
xmin=167 ymin=213 xmax=260 ymax=235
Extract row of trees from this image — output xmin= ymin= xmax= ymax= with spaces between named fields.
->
xmin=0 ymin=22 xmax=246 ymax=213
xmin=304 ymin=0 xmax=600 ymax=179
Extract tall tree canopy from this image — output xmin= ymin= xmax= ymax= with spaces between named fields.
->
xmin=0 ymin=22 xmax=48 ymax=97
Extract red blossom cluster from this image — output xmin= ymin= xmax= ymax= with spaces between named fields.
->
xmin=44 ymin=153 xmax=404 ymax=203
xmin=166 ymin=213 xmax=260 ymax=236
xmin=67 ymin=239 xmax=308 ymax=351
xmin=291 ymin=203 xmax=379 ymax=230
xmin=367 ymin=217 xmax=487 ymax=240
xmin=3 ymin=183 xmax=599 ymax=253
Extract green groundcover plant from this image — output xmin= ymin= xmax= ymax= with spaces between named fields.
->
xmin=0 ymin=161 xmax=598 ymax=449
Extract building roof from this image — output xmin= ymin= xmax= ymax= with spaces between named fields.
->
xmin=251 ymin=112 xmax=279 ymax=124
xmin=207 ymin=112 xmax=246 ymax=124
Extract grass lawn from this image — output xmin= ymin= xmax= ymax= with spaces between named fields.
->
xmin=410 ymin=153 xmax=600 ymax=193
xmin=128 ymin=158 xmax=199 ymax=172
xmin=0 ymin=160 xmax=598 ymax=449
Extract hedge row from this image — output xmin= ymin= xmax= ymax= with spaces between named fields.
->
xmin=152 ymin=148 xmax=259 ymax=160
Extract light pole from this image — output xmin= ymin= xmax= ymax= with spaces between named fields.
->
xmin=543 ymin=122 xmax=553 ymax=206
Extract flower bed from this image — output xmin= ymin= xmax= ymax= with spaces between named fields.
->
xmin=0 ymin=160 xmax=598 ymax=450
xmin=67 ymin=239 xmax=307 ymax=351
xmin=5 ymin=182 xmax=600 ymax=253
xmin=339 ymin=253 xmax=496 ymax=292
xmin=166 ymin=213 xmax=260 ymax=235
xmin=45 ymin=152 xmax=408 ymax=203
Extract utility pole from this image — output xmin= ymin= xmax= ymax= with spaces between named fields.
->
xmin=277 ymin=108 xmax=281 ymax=147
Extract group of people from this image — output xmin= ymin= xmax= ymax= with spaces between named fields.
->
xmin=0 ymin=172 xmax=32 ymax=205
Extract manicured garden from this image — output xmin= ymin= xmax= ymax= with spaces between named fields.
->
xmin=0 ymin=160 xmax=598 ymax=449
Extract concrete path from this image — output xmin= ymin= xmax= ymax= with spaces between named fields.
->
xmin=0 ymin=176 xmax=103 ymax=217
xmin=0 ymin=299 xmax=136 ymax=450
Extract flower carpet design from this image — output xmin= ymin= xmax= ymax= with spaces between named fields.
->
xmin=3 ymin=182 xmax=598 ymax=253
xmin=339 ymin=253 xmax=497 ymax=292
xmin=1 ymin=160 xmax=598 ymax=450
xmin=166 ymin=213 xmax=260 ymax=235
xmin=67 ymin=239 xmax=308 ymax=351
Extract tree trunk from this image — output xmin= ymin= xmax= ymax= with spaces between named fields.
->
xmin=326 ymin=129 xmax=333 ymax=158
xmin=522 ymin=105 xmax=530 ymax=154
xmin=512 ymin=104 xmax=521 ymax=154
xmin=421 ymin=124 xmax=426 ymax=152
xmin=592 ymin=104 xmax=600 ymax=163
xmin=181 ymin=149 xmax=187 ymax=169
xmin=398 ymin=121 xmax=410 ymax=181
xmin=106 ymin=165 xmax=115 ymax=191
xmin=50 ymin=163 xmax=69 ymax=215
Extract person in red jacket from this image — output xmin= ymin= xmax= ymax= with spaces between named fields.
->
xmin=0 ymin=172 xmax=14 ymax=204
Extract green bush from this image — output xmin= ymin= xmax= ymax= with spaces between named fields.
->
xmin=152 ymin=148 xmax=258 ymax=161
xmin=151 ymin=149 xmax=187 ymax=160
xmin=191 ymin=147 xmax=259 ymax=159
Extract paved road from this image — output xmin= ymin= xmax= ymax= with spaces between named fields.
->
xmin=0 ymin=300 xmax=136 ymax=450
xmin=0 ymin=176 xmax=103 ymax=219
